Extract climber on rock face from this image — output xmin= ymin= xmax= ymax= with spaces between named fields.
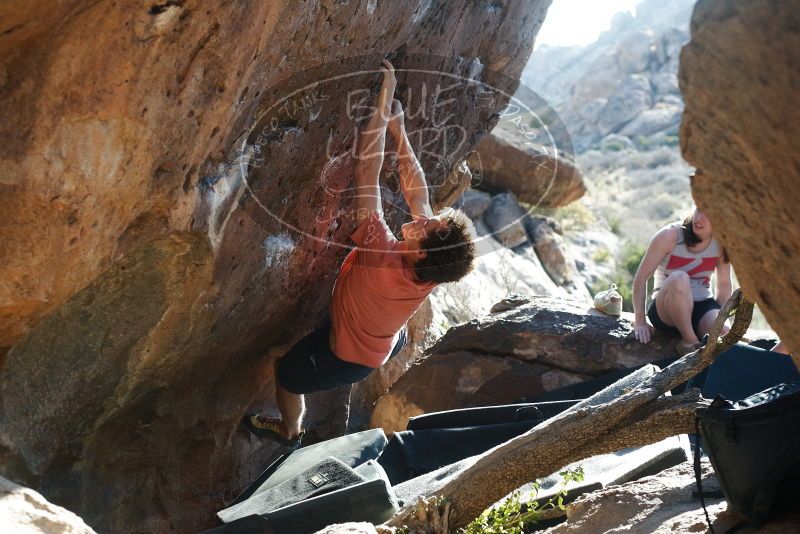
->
xmin=243 ymin=60 xmax=477 ymax=446
xmin=631 ymin=205 xmax=733 ymax=355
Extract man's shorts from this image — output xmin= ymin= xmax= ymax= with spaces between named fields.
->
xmin=647 ymin=297 xmax=721 ymax=336
xmin=276 ymin=317 xmax=408 ymax=395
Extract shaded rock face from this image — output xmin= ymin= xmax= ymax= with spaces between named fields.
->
xmin=371 ymin=296 xmax=676 ymax=433
xmin=483 ymin=191 xmax=531 ymax=248
xmin=0 ymin=1 xmax=551 ymax=531
xmin=680 ymin=0 xmax=800 ymax=369
xmin=0 ymin=476 xmax=97 ymax=534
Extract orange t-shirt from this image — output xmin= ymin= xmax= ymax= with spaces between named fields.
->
xmin=330 ymin=211 xmax=436 ymax=368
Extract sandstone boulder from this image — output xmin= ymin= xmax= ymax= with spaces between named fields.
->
xmin=543 ymin=460 xmax=799 ymax=534
xmin=430 ymin=296 xmax=676 ymax=375
xmin=0 ymin=1 xmax=551 ymax=530
xmin=524 ymin=217 xmax=592 ymax=303
xmin=371 ymin=296 xmax=676 ymax=433
xmin=530 ymin=220 xmax=576 ymax=286
xmin=370 ymin=349 xmax=588 ymax=434
xmin=0 ymin=476 xmax=96 ymax=534
xmin=469 ymin=121 xmax=586 ymax=208
xmin=680 ymin=0 xmax=800 ymax=368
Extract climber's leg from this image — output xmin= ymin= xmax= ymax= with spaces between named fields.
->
xmin=274 ymin=371 xmax=305 ymax=439
xmin=242 ymin=320 xmax=330 ymax=443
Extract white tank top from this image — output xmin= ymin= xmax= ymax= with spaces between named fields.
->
xmin=653 ymin=222 xmax=721 ymax=301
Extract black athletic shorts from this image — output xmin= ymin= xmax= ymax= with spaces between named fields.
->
xmin=647 ymin=297 xmax=721 ymax=336
xmin=276 ymin=317 xmax=408 ymax=395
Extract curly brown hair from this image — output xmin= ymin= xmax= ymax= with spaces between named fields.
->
xmin=414 ymin=209 xmax=476 ymax=283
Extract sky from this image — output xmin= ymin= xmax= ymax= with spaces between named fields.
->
xmin=534 ymin=0 xmax=642 ymax=48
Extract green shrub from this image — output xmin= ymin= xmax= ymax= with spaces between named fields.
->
xmin=635 ymin=135 xmax=652 ymax=150
xmin=622 ymin=243 xmax=646 ymax=277
xmin=662 ymin=134 xmax=680 ymax=147
xmin=592 ymin=247 xmax=611 ymax=264
xmin=588 ymin=241 xmax=647 ymax=313
xmin=533 ymin=202 xmax=597 ymax=233
xmin=607 ymin=214 xmax=622 ymax=235
xmin=462 ymin=467 xmax=585 ymax=534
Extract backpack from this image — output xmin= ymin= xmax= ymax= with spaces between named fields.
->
xmin=695 ymin=380 xmax=800 ymax=528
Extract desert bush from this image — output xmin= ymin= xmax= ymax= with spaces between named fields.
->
xmin=592 ymin=247 xmax=611 ymax=264
xmin=662 ymin=134 xmax=680 ymax=147
xmin=532 ymin=201 xmax=597 ymax=233
xmin=462 ymin=467 xmax=585 ymax=534
xmin=624 ymin=146 xmax=679 ymax=170
xmin=622 ymin=242 xmax=647 ymax=277
xmin=588 ymin=241 xmax=647 ymax=313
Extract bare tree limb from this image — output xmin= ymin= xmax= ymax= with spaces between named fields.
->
xmin=385 ymin=290 xmax=753 ymax=532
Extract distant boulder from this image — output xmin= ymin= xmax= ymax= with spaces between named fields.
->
xmin=614 ymin=29 xmax=657 ymax=73
xmin=453 ymin=189 xmax=493 ymax=219
xmin=530 ymin=220 xmax=576 ymax=285
xmin=371 ymin=296 xmax=676 ymax=433
xmin=482 ymin=191 xmax=530 ymax=248
xmin=597 ymin=74 xmax=653 ymax=135
xmin=651 ymin=72 xmax=681 ymax=96
xmin=470 ymin=121 xmax=586 ymax=208
xmin=620 ymin=105 xmax=682 ymax=137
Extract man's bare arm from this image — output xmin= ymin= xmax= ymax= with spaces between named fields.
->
xmin=389 ymin=100 xmax=434 ymax=220
xmin=353 ymin=60 xmax=395 ymax=226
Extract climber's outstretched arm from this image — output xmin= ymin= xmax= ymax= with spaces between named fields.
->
xmin=389 ymin=100 xmax=434 ymax=220
xmin=353 ymin=59 xmax=395 ymax=226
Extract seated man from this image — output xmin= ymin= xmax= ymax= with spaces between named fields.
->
xmin=244 ymin=60 xmax=476 ymax=445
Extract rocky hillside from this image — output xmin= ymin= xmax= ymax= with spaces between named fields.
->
xmin=523 ymin=0 xmax=695 ymax=152
xmin=0 ymin=1 xmax=550 ymax=531
xmin=522 ymin=0 xmax=697 ymax=245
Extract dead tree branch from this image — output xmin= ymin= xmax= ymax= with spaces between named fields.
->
xmin=385 ymin=290 xmax=753 ymax=532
